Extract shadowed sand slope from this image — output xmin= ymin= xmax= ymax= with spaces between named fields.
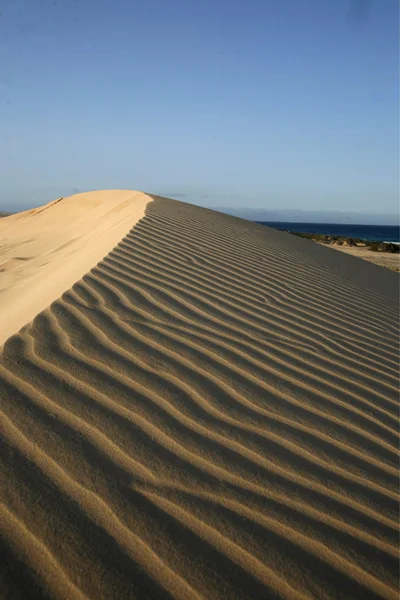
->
xmin=0 ymin=195 xmax=399 ymax=600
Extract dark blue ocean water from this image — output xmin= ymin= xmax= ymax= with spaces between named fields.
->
xmin=257 ymin=222 xmax=400 ymax=243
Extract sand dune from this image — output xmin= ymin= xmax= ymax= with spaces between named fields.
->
xmin=321 ymin=244 xmax=400 ymax=272
xmin=0 ymin=193 xmax=398 ymax=600
xmin=0 ymin=190 xmax=150 ymax=345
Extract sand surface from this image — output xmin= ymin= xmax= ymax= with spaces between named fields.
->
xmin=319 ymin=243 xmax=400 ymax=271
xmin=0 ymin=193 xmax=399 ymax=600
xmin=0 ymin=190 xmax=150 ymax=345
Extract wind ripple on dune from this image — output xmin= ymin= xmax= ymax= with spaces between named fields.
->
xmin=0 ymin=195 xmax=399 ymax=600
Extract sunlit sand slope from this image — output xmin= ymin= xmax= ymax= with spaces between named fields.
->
xmin=0 ymin=190 xmax=150 ymax=345
xmin=0 ymin=194 xmax=398 ymax=600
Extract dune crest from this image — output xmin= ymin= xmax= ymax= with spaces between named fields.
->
xmin=0 ymin=193 xmax=399 ymax=599
xmin=0 ymin=190 xmax=151 ymax=345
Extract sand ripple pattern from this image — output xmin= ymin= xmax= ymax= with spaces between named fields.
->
xmin=0 ymin=196 xmax=399 ymax=600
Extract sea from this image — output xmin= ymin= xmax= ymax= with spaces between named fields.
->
xmin=257 ymin=222 xmax=400 ymax=244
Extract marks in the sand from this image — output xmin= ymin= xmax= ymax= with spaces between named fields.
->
xmin=0 ymin=196 xmax=399 ymax=600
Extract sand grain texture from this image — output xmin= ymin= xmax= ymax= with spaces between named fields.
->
xmin=0 ymin=193 xmax=399 ymax=600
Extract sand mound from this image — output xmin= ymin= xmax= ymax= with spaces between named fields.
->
xmin=0 ymin=190 xmax=151 ymax=345
xmin=0 ymin=194 xmax=399 ymax=599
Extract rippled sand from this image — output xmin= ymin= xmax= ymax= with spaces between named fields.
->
xmin=0 ymin=192 xmax=398 ymax=600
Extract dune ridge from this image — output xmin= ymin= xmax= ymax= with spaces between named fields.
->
xmin=0 ymin=194 xmax=399 ymax=599
xmin=0 ymin=190 xmax=150 ymax=345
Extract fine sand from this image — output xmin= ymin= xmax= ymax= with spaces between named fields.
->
xmin=0 ymin=192 xmax=399 ymax=600
xmin=318 ymin=243 xmax=400 ymax=272
xmin=0 ymin=190 xmax=150 ymax=345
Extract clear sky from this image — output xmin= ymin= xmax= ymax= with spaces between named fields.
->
xmin=1 ymin=0 xmax=398 ymax=217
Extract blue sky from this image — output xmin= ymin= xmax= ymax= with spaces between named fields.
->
xmin=1 ymin=0 xmax=398 ymax=217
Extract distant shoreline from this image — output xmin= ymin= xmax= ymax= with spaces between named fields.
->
xmin=275 ymin=230 xmax=399 ymax=271
xmin=285 ymin=231 xmax=399 ymax=253
xmin=256 ymin=222 xmax=399 ymax=270
xmin=257 ymin=221 xmax=400 ymax=245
